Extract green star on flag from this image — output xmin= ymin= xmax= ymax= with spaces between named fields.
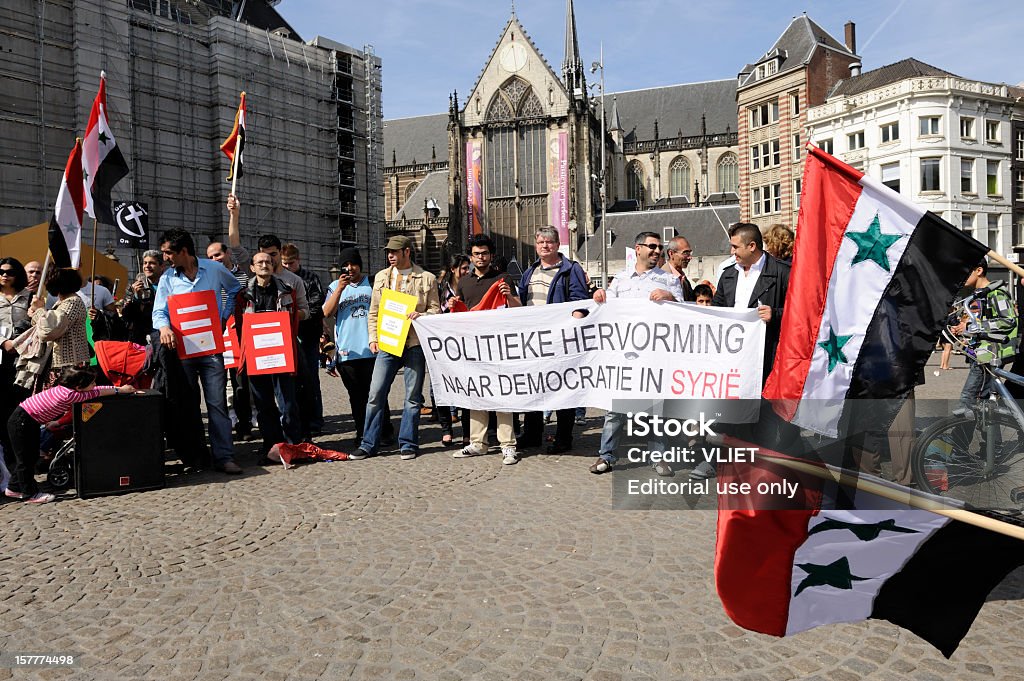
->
xmin=818 ymin=326 xmax=852 ymax=373
xmin=794 ymin=556 xmax=869 ymax=596
xmin=845 ymin=213 xmax=903 ymax=271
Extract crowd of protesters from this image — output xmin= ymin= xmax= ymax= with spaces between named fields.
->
xmin=3 ymin=198 xmax=986 ymax=503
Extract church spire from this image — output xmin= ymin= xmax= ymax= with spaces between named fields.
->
xmin=562 ymin=0 xmax=586 ymax=100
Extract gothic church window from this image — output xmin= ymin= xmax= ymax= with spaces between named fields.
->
xmin=626 ymin=161 xmax=645 ymax=206
xmin=404 ymin=181 xmax=419 ymax=202
xmin=717 ymin=153 xmax=739 ymax=194
xmin=669 ymin=156 xmax=691 ymax=198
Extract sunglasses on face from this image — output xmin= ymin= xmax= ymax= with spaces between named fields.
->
xmin=639 ymin=244 xmax=663 ymax=251
xmin=0 ymin=270 xmax=14 ymax=276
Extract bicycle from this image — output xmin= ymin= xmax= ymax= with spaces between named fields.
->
xmin=909 ymin=291 xmax=1024 ymax=510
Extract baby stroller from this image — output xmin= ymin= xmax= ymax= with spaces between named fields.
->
xmin=45 ymin=341 xmax=150 ymax=491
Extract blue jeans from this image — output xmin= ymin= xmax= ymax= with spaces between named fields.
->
xmin=597 ymin=411 xmax=664 ymax=465
xmin=181 ymin=354 xmax=234 ymax=464
xmin=959 ymin=363 xmax=992 ymax=409
xmin=360 ymin=345 xmax=426 ymax=455
xmin=249 ymin=373 xmax=302 ymax=449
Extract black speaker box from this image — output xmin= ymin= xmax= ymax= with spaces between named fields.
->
xmin=74 ymin=392 xmax=165 ymax=498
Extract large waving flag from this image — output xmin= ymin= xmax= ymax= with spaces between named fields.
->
xmin=763 ymin=145 xmax=988 ymax=437
xmin=715 ymin=445 xmax=1024 ymax=658
xmin=220 ymin=92 xmax=246 ymax=182
xmin=82 ymin=71 xmax=130 ymax=226
xmin=48 ymin=139 xmax=86 ymax=268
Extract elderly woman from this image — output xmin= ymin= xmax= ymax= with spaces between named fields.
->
xmin=119 ymin=249 xmax=165 ymax=344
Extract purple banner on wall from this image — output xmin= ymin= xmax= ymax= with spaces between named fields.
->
xmin=466 ymin=141 xmax=483 ymax=237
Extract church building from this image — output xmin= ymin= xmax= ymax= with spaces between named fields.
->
xmin=383 ymin=2 xmax=740 ymax=282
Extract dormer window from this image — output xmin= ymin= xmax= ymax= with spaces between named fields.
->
xmin=756 ymin=60 xmax=778 ymax=80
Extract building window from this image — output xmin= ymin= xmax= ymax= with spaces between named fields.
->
xmin=817 ymin=138 xmax=834 ymax=155
xmin=789 ymin=92 xmax=800 ymax=116
xmin=756 ymin=60 xmax=778 ymax=79
xmin=717 ymin=153 xmax=739 ymax=194
xmin=751 ymin=183 xmax=781 ymax=216
xmin=881 ymin=162 xmax=900 ymax=193
xmin=986 ymin=120 xmax=1001 ymax=143
xmin=750 ymin=140 xmax=781 ymax=170
xmin=404 ymin=181 xmax=420 ymax=202
xmin=626 ymin=161 xmax=645 ymax=206
xmin=1016 ymin=170 xmax=1024 ymax=202
xmin=961 ymin=213 xmax=974 ymax=235
xmin=988 ymin=214 xmax=1000 ymax=250
xmin=919 ymin=116 xmax=941 ymax=136
xmin=987 ymin=160 xmax=1000 ymax=195
xmin=880 ymin=122 xmax=899 ymax=144
xmin=960 ymin=117 xmax=975 ymax=139
xmin=961 ymin=158 xmax=974 ymax=193
xmin=749 ymin=100 xmax=779 ymax=128
xmin=669 ymin=156 xmax=691 ymax=197
xmin=793 ymin=133 xmax=801 ymax=160
xmin=920 ymin=157 xmax=941 ymax=192
xmin=847 ymin=131 xmax=865 ymax=151
xmin=1017 ymin=130 xmax=1024 ymax=160
xmin=794 ymin=178 xmax=802 ymax=208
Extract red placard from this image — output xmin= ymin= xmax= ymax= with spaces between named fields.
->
xmin=167 ymin=290 xmax=225 ymax=360
xmin=222 ymin=323 xmax=241 ymax=370
xmin=242 ymin=311 xmax=296 ymax=376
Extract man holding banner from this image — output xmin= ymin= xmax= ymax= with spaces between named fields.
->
xmin=153 ymin=228 xmax=242 ymax=474
xmin=350 ymin=236 xmax=440 ymax=461
xmin=590 ymin=232 xmax=684 ymax=475
xmin=453 ymin=234 xmax=523 ymax=465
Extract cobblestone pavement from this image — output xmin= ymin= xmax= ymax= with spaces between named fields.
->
xmin=1 ymin=353 xmax=1023 ymax=680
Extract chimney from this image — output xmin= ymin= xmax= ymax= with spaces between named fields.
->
xmin=844 ymin=21 xmax=857 ymax=54
xmin=849 ymin=62 xmax=862 ymax=77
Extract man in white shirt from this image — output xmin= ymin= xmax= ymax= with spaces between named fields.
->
xmin=590 ymin=232 xmax=683 ymax=475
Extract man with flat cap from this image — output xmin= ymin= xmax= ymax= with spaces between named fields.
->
xmin=349 ymin=236 xmax=440 ymax=461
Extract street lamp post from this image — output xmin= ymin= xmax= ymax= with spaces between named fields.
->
xmin=591 ymin=43 xmax=608 ymax=287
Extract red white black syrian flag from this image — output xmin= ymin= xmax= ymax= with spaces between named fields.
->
xmin=762 ymin=145 xmax=989 ymax=437
xmin=714 ymin=447 xmax=1024 ymax=658
xmin=220 ymin=92 xmax=246 ymax=182
xmin=48 ymin=138 xmax=86 ymax=268
xmin=83 ymin=72 xmax=130 ymax=226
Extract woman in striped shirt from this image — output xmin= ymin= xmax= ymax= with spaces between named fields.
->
xmin=5 ymin=366 xmax=136 ymax=504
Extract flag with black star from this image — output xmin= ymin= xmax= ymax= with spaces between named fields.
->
xmin=715 ymin=451 xmax=1024 ymax=658
xmin=220 ymin=92 xmax=246 ymax=182
xmin=82 ymin=71 xmax=130 ymax=226
xmin=763 ymin=144 xmax=989 ymax=438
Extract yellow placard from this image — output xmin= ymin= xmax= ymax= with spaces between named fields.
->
xmin=377 ymin=288 xmax=418 ymax=356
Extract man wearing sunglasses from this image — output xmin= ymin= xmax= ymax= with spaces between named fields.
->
xmin=590 ymin=232 xmax=683 ymax=475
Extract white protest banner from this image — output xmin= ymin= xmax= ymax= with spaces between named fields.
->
xmin=413 ymin=299 xmax=765 ymax=412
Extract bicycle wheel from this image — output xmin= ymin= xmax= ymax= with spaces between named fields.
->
xmin=911 ymin=410 xmax=1024 ymax=509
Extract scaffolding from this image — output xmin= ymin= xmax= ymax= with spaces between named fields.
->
xmin=0 ymin=0 xmax=383 ymax=279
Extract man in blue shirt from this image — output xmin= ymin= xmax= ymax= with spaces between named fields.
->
xmin=153 ymin=228 xmax=243 ymax=474
xmin=322 ymin=247 xmax=392 ymax=447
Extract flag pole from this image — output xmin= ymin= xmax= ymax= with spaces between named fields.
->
xmin=986 ymin=249 xmax=1024 ymax=280
xmin=757 ymin=450 xmax=1024 ymax=542
xmin=229 ymin=91 xmax=245 ymax=198
xmin=89 ymin=216 xmax=99 ymax=309
xmin=37 ymin=251 xmax=52 ymax=298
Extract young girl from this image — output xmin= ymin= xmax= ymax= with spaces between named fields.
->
xmin=5 ymin=366 xmax=136 ymax=504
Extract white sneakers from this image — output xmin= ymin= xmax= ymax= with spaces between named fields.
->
xmin=453 ymin=442 xmax=519 ymax=465
xmin=454 ymin=442 xmax=486 ymax=458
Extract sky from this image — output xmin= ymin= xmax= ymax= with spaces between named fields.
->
xmin=284 ymin=0 xmax=1024 ymax=120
